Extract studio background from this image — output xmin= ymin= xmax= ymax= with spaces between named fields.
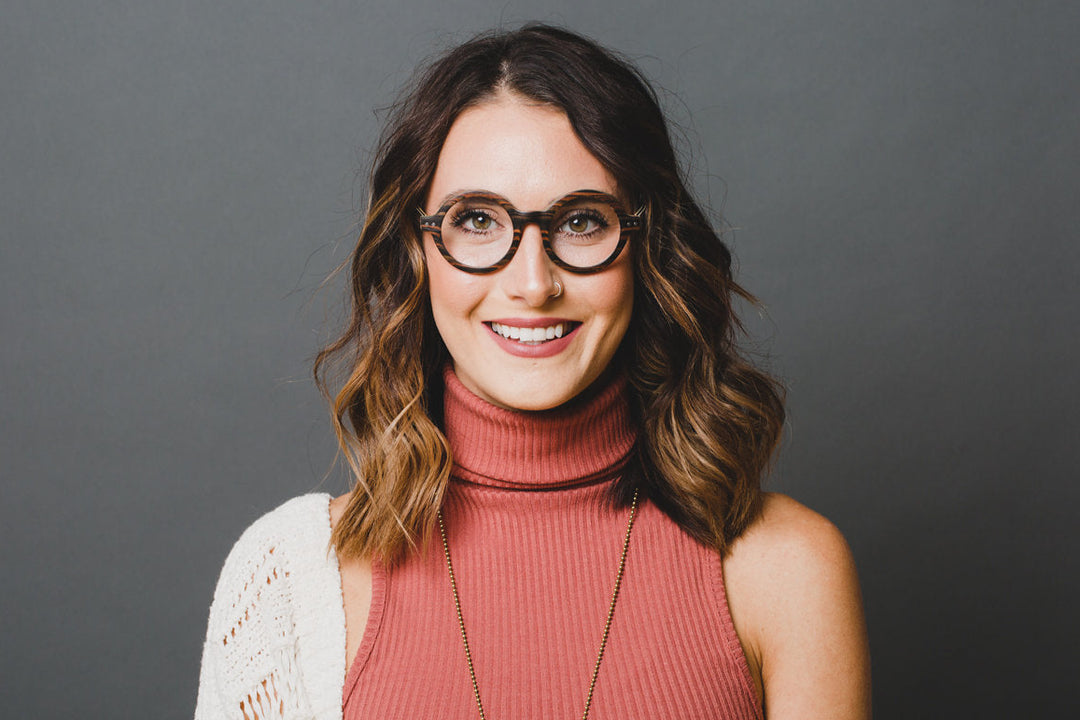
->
xmin=2 ymin=1 xmax=1076 ymax=717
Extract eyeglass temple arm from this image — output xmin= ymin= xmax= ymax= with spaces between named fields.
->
xmin=418 ymin=206 xmax=442 ymax=232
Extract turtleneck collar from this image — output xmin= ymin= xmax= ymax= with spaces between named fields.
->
xmin=441 ymin=365 xmax=637 ymax=489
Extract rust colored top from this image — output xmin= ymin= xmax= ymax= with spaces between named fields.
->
xmin=342 ymin=368 xmax=762 ymax=719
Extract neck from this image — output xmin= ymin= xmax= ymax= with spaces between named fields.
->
xmin=441 ymin=365 xmax=637 ymax=489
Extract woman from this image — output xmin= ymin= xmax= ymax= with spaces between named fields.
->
xmin=196 ymin=24 xmax=870 ymax=720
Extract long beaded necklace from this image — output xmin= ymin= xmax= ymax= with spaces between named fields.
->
xmin=436 ymin=488 xmax=639 ymax=720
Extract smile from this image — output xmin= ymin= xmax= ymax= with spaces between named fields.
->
xmin=487 ymin=321 xmax=580 ymax=344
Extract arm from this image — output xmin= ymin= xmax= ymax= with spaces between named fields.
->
xmin=194 ymin=608 xmax=227 ymax=720
xmin=724 ymin=493 xmax=872 ymax=719
xmin=193 ymin=495 xmax=345 ymax=720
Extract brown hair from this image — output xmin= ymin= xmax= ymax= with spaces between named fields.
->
xmin=315 ymin=24 xmax=785 ymax=562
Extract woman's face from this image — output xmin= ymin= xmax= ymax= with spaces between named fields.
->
xmin=423 ymin=93 xmax=634 ymax=411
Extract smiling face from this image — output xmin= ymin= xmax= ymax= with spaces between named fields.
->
xmin=423 ymin=93 xmax=634 ymax=411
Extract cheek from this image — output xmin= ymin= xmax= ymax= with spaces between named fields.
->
xmin=590 ymin=264 xmax=635 ymax=346
xmin=425 ymin=239 xmax=480 ymax=334
xmin=610 ymin=260 xmax=635 ymax=316
xmin=424 ymin=242 xmax=448 ymax=310
xmin=425 ymin=242 xmax=455 ymax=329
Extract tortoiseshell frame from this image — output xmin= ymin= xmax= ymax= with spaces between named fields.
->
xmin=418 ymin=189 xmax=644 ymax=274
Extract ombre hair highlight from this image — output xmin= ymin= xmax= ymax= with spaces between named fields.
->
xmin=315 ymin=24 xmax=785 ymax=563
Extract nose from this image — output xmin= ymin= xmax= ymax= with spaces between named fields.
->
xmin=501 ymin=223 xmax=559 ymax=306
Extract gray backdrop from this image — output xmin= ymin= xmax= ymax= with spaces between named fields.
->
xmin=2 ymin=1 xmax=1076 ymax=717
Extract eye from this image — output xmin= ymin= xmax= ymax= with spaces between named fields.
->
xmin=557 ymin=210 xmax=607 ymax=236
xmin=451 ymin=209 xmax=499 ymax=233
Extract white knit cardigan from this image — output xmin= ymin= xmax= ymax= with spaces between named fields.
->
xmin=195 ymin=494 xmax=346 ymax=720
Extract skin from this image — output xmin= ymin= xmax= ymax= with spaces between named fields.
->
xmin=332 ymin=92 xmax=871 ymax=718
xmin=421 ymin=92 xmax=634 ymax=412
xmin=724 ymin=494 xmax=873 ymax=718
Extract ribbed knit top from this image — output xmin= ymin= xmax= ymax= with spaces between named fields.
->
xmin=342 ymin=368 xmax=762 ymax=719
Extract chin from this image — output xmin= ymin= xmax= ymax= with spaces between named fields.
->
xmin=488 ymin=388 xmax=579 ymax=413
xmin=489 ymin=370 xmax=610 ymax=412
xmin=454 ymin=355 xmax=620 ymax=413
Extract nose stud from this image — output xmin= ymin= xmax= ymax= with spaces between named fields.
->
xmin=552 ymin=280 xmax=563 ymax=299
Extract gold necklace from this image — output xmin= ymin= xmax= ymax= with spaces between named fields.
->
xmin=436 ymin=488 xmax=639 ymax=720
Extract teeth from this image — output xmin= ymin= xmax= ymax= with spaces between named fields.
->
xmin=490 ymin=322 xmax=568 ymax=343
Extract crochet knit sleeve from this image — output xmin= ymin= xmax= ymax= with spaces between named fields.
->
xmin=194 ymin=494 xmax=346 ymax=720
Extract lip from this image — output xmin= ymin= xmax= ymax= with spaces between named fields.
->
xmin=488 ymin=317 xmax=576 ymax=328
xmin=484 ymin=320 xmax=580 ymax=358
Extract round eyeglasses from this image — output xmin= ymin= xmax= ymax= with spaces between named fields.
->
xmin=418 ymin=190 xmax=643 ymax=274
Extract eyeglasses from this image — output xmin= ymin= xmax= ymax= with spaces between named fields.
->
xmin=418 ymin=190 xmax=643 ymax=274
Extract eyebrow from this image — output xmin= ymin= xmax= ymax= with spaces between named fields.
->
xmin=432 ymin=189 xmax=621 ymax=210
xmin=436 ymin=189 xmax=504 ymax=206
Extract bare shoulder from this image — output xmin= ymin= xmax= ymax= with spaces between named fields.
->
xmin=724 ymin=493 xmax=871 ymax=719
xmin=328 ymin=492 xmax=350 ymax=528
xmin=726 ymin=492 xmax=859 ymax=586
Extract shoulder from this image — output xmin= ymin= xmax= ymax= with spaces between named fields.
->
xmin=197 ymin=493 xmax=345 ymax=720
xmin=206 ymin=493 xmax=334 ymax=630
xmin=724 ymin=492 xmax=860 ymax=661
xmin=724 ymin=493 xmax=871 ymax=718
xmin=234 ymin=492 xmax=334 ymax=548
xmin=726 ymin=492 xmax=858 ymax=586
xmin=228 ymin=493 xmax=334 ymax=556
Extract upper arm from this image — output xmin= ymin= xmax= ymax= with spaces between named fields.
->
xmin=725 ymin=493 xmax=872 ymax=719
xmin=195 ymin=495 xmax=335 ymax=720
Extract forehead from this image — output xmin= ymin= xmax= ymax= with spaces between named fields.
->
xmin=425 ymin=94 xmax=619 ymax=210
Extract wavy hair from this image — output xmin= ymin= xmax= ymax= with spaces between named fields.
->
xmin=315 ymin=24 xmax=785 ymax=562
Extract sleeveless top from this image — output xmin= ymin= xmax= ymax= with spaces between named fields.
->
xmin=342 ymin=368 xmax=762 ymax=719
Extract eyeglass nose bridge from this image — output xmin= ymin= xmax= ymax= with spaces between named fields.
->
xmin=487 ymin=211 xmax=559 ymax=288
xmin=509 ymin=209 xmax=557 ymax=238
xmin=508 ymin=209 xmax=560 ymax=268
